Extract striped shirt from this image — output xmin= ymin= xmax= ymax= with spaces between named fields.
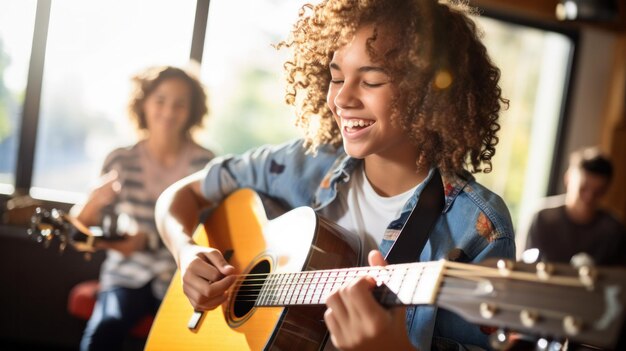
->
xmin=98 ymin=140 xmax=214 ymax=298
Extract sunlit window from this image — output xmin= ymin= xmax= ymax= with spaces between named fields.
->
xmin=473 ymin=17 xmax=573 ymax=253
xmin=0 ymin=0 xmax=37 ymax=194
xmin=31 ymin=0 xmax=197 ymax=203
xmin=199 ymin=0 xmax=302 ymax=155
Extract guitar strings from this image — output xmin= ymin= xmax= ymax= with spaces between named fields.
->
xmin=212 ymin=262 xmax=586 ymax=304
xmin=225 ymin=265 xmax=428 ymax=290
xmin=219 ymin=263 xmax=480 ymax=304
xmin=443 ymin=261 xmax=586 ymax=287
xmin=226 ymin=261 xmax=443 ymax=285
xmin=220 ymin=267 xmax=442 ymax=304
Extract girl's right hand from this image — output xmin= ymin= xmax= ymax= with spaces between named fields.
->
xmin=178 ymin=244 xmax=237 ymax=311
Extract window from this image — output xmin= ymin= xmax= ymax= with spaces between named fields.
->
xmin=31 ymin=0 xmax=197 ymax=203
xmin=199 ymin=0 xmax=302 ymax=155
xmin=0 ymin=0 xmax=37 ymax=194
xmin=472 ymin=17 xmax=573 ymax=248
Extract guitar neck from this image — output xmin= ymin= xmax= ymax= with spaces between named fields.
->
xmin=252 ymin=259 xmax=591 ymax=308
xmin=253 ymin=260 xmax=447 ymax=307
xmin=250 ymin=258 xmax=626 ymax=348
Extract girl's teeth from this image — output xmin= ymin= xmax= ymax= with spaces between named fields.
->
xmin=345 ymin=120 xmax=372 ymax=128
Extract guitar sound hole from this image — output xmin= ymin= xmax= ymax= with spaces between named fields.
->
xmin=233 ymin=259 xmax=270 ymax=319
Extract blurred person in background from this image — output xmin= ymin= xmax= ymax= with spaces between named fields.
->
xmin=71 ymin=65 xmax=215 ymax=351
xmin=526 ymin=146 xmax=626 ymax=266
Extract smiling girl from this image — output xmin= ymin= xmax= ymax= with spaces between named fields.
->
xmin=156 ymin=1 xmax=515 ymax=350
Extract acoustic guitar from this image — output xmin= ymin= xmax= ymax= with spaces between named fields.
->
xmin=113 ymin=189 xmax=626 ymax=350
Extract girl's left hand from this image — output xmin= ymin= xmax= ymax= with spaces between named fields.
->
xmin=324 ymin=250 xmax=417 ymax=351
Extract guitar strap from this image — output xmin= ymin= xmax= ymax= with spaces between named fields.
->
xmin=384 ymin=168 xmax=445 ymax=265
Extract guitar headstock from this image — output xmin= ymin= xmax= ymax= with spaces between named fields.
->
xmin=437 ymin=259 xmax=626 ymax=349
xmin=28 ymin=207 xmax=72 ymax=251
xmin=27 ymin=207 xmax=96 ymax=256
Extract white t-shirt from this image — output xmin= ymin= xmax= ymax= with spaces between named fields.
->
xmin=319 ymin=164 xmax=418 ymax=260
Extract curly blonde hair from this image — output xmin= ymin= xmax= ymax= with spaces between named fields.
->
xmin=127 ymin=65 xmax=209 ymax=136
xmin=280 ymin=0 xmax=508 ymax=173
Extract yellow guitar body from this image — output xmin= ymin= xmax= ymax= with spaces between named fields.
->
xmin=145 ymin=188 xmax=362 ymax=350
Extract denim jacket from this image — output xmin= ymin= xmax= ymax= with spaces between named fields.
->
xmin=201 ymin=138 xmax=515 ymax=351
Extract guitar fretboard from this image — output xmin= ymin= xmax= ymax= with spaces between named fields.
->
xmin=253 ymin=260 xmax=446 ymax=307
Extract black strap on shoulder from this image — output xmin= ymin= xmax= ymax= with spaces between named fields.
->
xmin=384 ymin=168 xmax=445 ymax=265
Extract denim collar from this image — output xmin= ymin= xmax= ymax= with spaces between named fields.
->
xmin=313 ymin=150 xmax=475 ymax=214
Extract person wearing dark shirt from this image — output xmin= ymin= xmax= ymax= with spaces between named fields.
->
xmin=526 ymin=146 xmax=626 ymax=266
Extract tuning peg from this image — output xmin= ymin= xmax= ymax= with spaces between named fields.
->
xmin=535 ymin=262 xmax=554 ymax=280
xmin=577 ymin=265 xmax=597 ymax=289
xmin=32 ymin=206 xmax=44 ymax=218
xmin=547 ymin=340 xmax=565 ymax=351
xmin=520 ymin=309 xmax=540 ymax=327
xmin=536 ymin=338 xmax=549 ymax=350
xmin=521 ymin=248 xmax=540 ymax=263
xmin=563 ymin=315 xmax=583 ymax=336
xmin=488 ymin=328 xmax=514 ymax=350
xmin=496 ymin=259 xmax=514 ymax=276
xmin=535 ymin=338 xmax=565 ymax=351
xmin=569 ymin=253 xmax=596 ymax=288
xmin=570 ymin=252 xmax=595 ymax=268
xmin=50 ymin=208 xmax=63 ymax=220
xmin=480 ymin=302 xmax=498 ymax=319
xmin=39 ymin=207 xmax=50 ymax=219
